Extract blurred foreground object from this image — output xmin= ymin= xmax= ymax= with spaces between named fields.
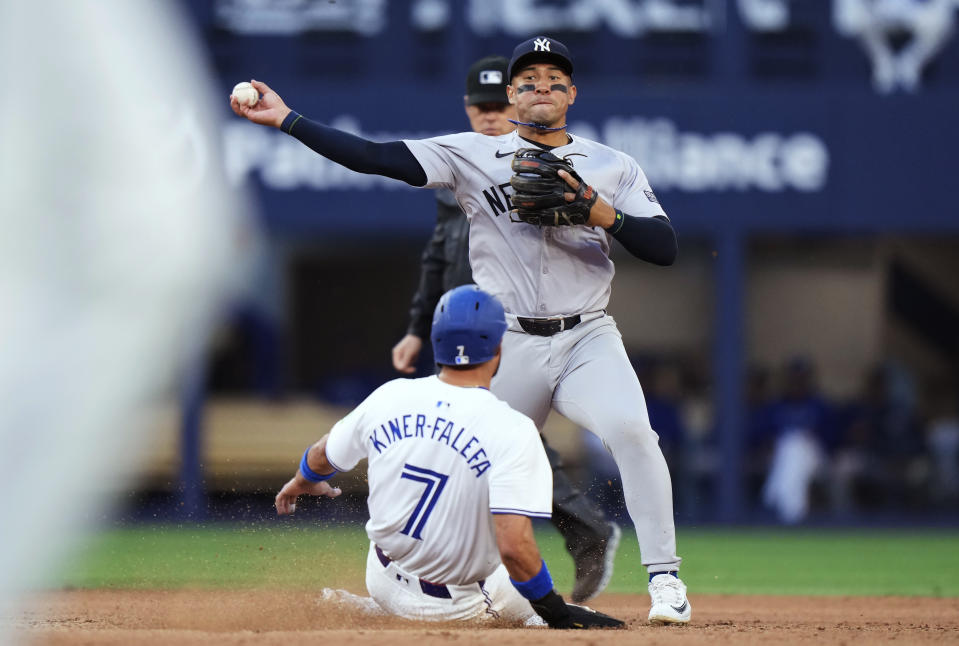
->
xmin=0 ymin=1 xmax=253 ymax=640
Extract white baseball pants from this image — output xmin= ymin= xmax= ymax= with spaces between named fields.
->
xmin=364 ymin=543 xmax=539 ymax=623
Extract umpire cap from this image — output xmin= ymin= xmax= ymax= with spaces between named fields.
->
xmin=507 ymin=36 xmax=573 ymax=81
xmin=431 ymin=285 xmax=507 ymax=366
xmin=465 ymin=55 xmax=510 ymax=105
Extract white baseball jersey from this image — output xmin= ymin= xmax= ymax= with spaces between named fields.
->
xmin=404 ymin=130 xmax=667 ymax=318
xmin=325 ymin=375 xmax=552 ymax=586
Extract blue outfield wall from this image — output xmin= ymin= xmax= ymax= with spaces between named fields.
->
xmin=186 ymin=0 xmax=959 ymax=237
xmin=221 ymin=85 xmax=959 ymax=237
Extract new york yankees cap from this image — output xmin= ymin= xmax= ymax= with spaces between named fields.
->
xmin=465 ymin=55 xmax=510 ymax=106
xmin=507 ymin=36 xmax=573 ymax=82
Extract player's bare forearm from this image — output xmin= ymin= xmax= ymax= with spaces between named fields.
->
xmin=275 ymin=434 xmax=341 ymax=514
xmin=556 ymin=168 xmax=615 ymax=228
xmin=303 ymin=435 xmax=336 ymax=476
xmin=586 ymin=199 xmax=616 ymax=228
xmin=493 ymin=514 xmax=543 ymax=581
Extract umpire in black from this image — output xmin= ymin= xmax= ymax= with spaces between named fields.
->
xmin=390 ymin=55 xmax=620 ymax=604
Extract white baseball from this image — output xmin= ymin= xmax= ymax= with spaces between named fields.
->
xmin=232 ymin=81 xmax=258 ymax=107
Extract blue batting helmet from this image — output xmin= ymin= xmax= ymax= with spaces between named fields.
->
xmin=431 ymin=285 xmax=507 ymax=366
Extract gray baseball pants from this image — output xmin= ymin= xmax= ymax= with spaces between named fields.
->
xmin=492 ymin=313 xmax=682 ymax=574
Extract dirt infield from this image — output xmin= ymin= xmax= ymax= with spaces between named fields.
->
xmin=14 ymin=589 xmax=959 ymax=645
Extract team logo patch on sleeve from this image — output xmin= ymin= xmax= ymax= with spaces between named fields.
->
xmin=644 ymin=189 xmax=659 ymax=204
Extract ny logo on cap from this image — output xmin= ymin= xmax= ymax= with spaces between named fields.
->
xmin=533 ymin=38 xmax=550 ymax=52
xmin=479 ymin=70 xmax=502 ymax=85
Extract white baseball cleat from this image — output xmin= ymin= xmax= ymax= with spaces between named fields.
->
xmin=647 ymin=573 xmax=691 ymax=625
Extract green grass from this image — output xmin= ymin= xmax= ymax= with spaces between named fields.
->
xmin=56 ymin=524 xmax=959 ymax=597
xmin=59 ymin=524 xmax=370 ymax=590
xmin=619 ymin=528 xmax=959 ymax=597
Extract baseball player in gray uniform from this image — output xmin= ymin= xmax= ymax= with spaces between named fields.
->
xmin=392 ymin=54 xmax=620 ymax=604
xmin=234 ymin=34 xmax=690 ymax=624
xmin=276 ymin=285 xmax=623 ymax=629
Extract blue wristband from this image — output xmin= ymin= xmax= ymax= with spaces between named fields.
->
xmin=299 ymin=447 xmax=337 ymax=483
xmin=510 ymin=560 xmax=554 ymax=601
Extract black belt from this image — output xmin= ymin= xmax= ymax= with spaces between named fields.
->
xmin=376 ymin=544 xmax=473 ymax=599
xmin=517 ymin=314 xmax=581 ymax=337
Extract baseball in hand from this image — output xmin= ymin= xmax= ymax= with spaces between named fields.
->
xmin=232 ymin=81 xmax=259 ymax=107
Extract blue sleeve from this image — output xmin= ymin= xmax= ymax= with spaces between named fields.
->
xmin=609 ymin=214 xmax=678 ymax=266
xmin=281 ymin=111 xmax=427 ymax=187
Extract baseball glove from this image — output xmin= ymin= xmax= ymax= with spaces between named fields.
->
xmin=509 ymin=148 xmax=598 ymax=227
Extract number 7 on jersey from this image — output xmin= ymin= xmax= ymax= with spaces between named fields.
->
xmin=399 ymin=464 xmax=449 ymax=540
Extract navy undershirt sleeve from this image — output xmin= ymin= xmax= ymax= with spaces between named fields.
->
xmin=281 ymin=111 xmax=427 ymax=187
xmin=609 ymin=214 xmax=677 ymax=266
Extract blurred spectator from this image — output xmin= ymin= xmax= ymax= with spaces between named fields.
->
xmin=759 ymin=358 xmax=839 ymax=523
xmin=832 ymin=362 xmax=927 ymax=512
xmin=674 ymin=356 xmax=716 ymax=519
xmin=746 ymin=365 xmax=774 ymax=438
xmin=744 ymin=365 xmax=775 ymax=496
xmin=582 ymin=355 xmax=954 ymax=522
xmin=642 ymin=360 xmax=687 ymax=466
xmin=834 ymin=0 xmax=957 ymax=93
xmin=925 ymin=384 xmax=959 ymax=506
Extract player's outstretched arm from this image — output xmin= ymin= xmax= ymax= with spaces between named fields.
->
xmin=227 ymin=80 xmax=426 ymax=186
xmin=230 ymin=79 xmax=292 ymax=128
xmin=275 ymin=434 xmax=342 ymax=515
xmin=494 ymin=514 xmax=624 ymax=629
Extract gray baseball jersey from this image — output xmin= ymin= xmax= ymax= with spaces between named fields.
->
xmin=405 ymin=130 xmax=683 ymax=579
xmin=404 ymin=130 xmax=666 ymax=318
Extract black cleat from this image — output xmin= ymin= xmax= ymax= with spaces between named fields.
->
xmin=570 ymin=523 xmax=621 ymax=603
